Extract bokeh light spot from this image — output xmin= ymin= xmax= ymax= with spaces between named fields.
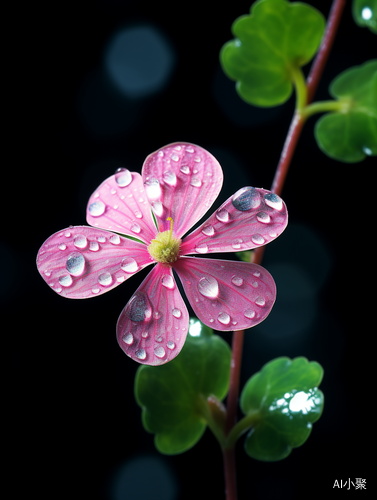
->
xmin=105 ymin=25 xmax=175 ymax=98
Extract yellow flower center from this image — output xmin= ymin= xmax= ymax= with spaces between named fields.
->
xmin=148 ymin=217 xmax=181 ymax=264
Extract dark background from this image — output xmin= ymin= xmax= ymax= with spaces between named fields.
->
xmin=5 ymin=1 xmax=375 ymax=498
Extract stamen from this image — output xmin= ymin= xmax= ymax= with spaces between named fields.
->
xmin=167 ymin=217 xmax=174 ymax=239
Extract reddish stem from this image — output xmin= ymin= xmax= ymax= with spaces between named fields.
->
xmin=222 ymin=1 xmax=346 ymax=498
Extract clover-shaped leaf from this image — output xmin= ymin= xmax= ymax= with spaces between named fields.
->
xmin=220 ymin=0 xmax=325 ymax=106
xmin=134 ymin=319 xmax=231 ymax=454
xmin=314 ymin=60 xmax=377 ymax=162
xmin=353 ymin=0 xmax=377 ymax=33
xmin=240 ymin=357 xmax=324 ymax=461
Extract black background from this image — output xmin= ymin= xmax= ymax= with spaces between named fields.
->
xmin=5 ymin=1 xmax=375 ymax=498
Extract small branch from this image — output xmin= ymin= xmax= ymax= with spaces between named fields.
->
xmin=306 ymin=0 xmax=347 ymax=103
xmin=225 ymin=330 xmax=245 ymax=435
xmin=221 ymin=2 xmax=346 ymax=499
xmin=223 ymin=448 xmax=237 ymax=500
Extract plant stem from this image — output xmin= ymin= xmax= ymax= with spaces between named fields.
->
xmin=222 ymin=1 xmax=346 ymax=498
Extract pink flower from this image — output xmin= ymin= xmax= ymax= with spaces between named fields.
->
xmin=37 ymin=143 xmax=288 ymax=365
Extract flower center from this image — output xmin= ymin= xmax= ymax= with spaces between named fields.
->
xmin=148 ymin=217 xmax=181 ymax=264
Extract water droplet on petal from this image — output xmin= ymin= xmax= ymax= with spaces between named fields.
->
xmin=154 ymin=346 xmax=166 ymax=358
xmin=232 ymin=187 xmax=261 ymax=211
xmin=115 ymin=168 xmax=132 ymax=187
xmin=231 ymin=276 xmax=244 ymax=287
xmin=145 ymin=178 xmax=161 ymax=200
xmin=122 ymin=332 xmax=133 ymax=345
xmin=98 ymin=236 xmax=106 ymax=243
xmin=180 ymin=165 xmax=190 ymax=175
xmin=251 ymin=234 xmax=265 ymax=245
xmin=202 ymin=224 xmax=215 ymax=236
xmin=218 ymin=312 xmax=230 ymax=325
xmin=64 ymin=231 xmax=71 ymax=238
xmin=92 ymin=287 xmax=100 ymax=294
xmin=167 ymin=341 xmax=175 ymax=350
xmin=89 ymin=201 xmax=105 ymax=217
xmin=172 ymin=308 xmax=182 ymax=318
xmin=198 ymin=276 xmax=219 ymax=298
xmin=131 ymin=223 xmax=141 ymax=234
xmin=58 ymin=243 xmax=66 ymax=250
xmin=190 ymin=178 xmax=202 ymax=187
xmin=98 ymin=272 xmax=112 ymax=286
xmin=66 ymin=252 xmax=86 ymax=276
xmin=195 ymin=243 xmax=208 ymax=254
xmin=170 ymin=153 xmax=179 ymax=162
xmin=161 ymin=275 xmax=174 ymax=289
xmin=153 ymin=311 xmax=161 ymax=320
xmin=185 ymin=146 xmax=194 ymax=153
xmin=216 ymin=208 xmax=229 ymax=223
xmin=134 ymin=211 xmax=143 ymax=219
xmin=74 ymin=235 xmax=87 ymax=249
xmin=127 ymin=292 xmax=152 ymax=322
xmin=253 ymin=271 xmax=261 ymax=277
xmin=255 ymin=297 xmax=266 ymax=307
xmin=152 ymin=201 xmax=164 ymax=217
xmin=121 ymin=257 xmax=138 ymax=273
xmin=264 ymin=193 xmax=283 ymax=210
xmin=89 ymin=241 xmax=99 ymax=251
xmin=244 ymin=309 xmax=256 ymax=319
xmin=135 ymin=349 xmax=147 ymax=360
xmin=163 ymin=170 xmax=177 ymax=187
xmin=257 ymin=211 xmax=271 ymax=223
xmin=59 ymin=275 xmax=73 ymax=287
xmin=231 ymin=238 xmax=243 ymax=249
xmin=110 ymin=234 xmax=120 ymax=245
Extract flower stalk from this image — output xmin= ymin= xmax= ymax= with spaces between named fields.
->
xmin=222 ymin=1 xmax=346 ymax=498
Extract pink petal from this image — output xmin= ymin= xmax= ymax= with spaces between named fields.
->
xmin=141 ymin=143 xmax=223 ymax=237
xmin=180 ymin=187 xmax=288 ymax=256
xmin=173 ymin=257 xmax=276 ymax=331
xmin=117 ymin=263 xmax=189 ymax=366
xmin=86 ymin=170 xmax=157 ymax=245
xmin=37 ymin=226 xmax=152 ymax=298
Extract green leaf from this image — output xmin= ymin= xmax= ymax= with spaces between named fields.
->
xmin=220 ymin=0 xmax=325 ymax=107
xmin=134 ymin=319 xmax=231 ymax=455
xmin=240 ymin=357 xmax=324 ymax=461
xmin=353 ymin=0 xmax=377 ymax=33
xmin=314 ymin=60 xmax=377 ymax=162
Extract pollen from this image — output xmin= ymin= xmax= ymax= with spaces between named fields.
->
xmin=148 ymin=217 xmax=181 ymax=264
